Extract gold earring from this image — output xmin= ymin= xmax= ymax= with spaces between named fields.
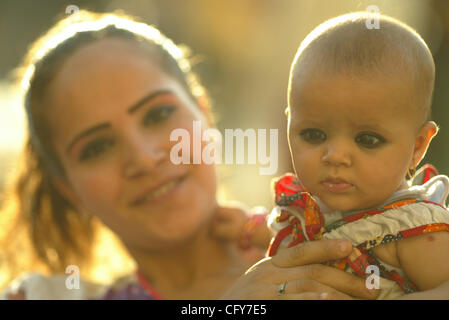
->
xmin=407 ymin=165 xmax=417 ymax=180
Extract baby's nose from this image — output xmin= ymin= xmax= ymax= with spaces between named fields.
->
xmin=322 ymin=141 xmax=352 ymax=167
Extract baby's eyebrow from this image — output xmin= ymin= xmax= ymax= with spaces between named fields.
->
xmin=290 ymin=117 xmax=323 ymax=127
xmin=351 ymin=123 xmax=390 ymax=133
xmin=293 ymin=119 xmax=392 ymax=136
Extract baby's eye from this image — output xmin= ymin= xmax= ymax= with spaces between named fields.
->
xmin=79 ymin=138 xmax=115 ymax=161
xmin=143 ymin=105 xmax=177 ymax=126
xmin=299 ymin=128 xmax=327 ymax=144
xmin=355 ymin=132 xmax=385 ymax=149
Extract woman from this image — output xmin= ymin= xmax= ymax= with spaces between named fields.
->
xmin=0 ymin=10 xmax=379 ymax=300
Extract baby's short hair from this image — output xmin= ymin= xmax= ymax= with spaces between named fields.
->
xmin=289 ymin=12 xmax=435 ymax=123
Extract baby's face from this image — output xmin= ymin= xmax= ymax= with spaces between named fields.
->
xmin=288 ymin=72 xmax=421 ymax=212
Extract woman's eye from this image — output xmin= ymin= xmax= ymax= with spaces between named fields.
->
xmin=143 ymin=105 xmax=176 ymax=126
xmin=355 ymin=133 xmax=385 ymax=149
xmin=79 ymin=139 xmax=114 ymax=161
xmin=299 ymin=128 xmax=327 ymax=144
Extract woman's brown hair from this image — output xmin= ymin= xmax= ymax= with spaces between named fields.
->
xmin=0 ymin=10 xmax=212 ymax=290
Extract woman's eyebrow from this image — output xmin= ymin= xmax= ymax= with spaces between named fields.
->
xmin=66 ymin=123 xmax=110 ymax=155
xmin=65 ymin=89 xmax=175 ymax=155
xmin=127 ymin=89 xmax=174 ymax=114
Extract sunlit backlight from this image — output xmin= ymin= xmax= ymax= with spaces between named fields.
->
xmin=0 ymin=81 xmax=26 ymax=154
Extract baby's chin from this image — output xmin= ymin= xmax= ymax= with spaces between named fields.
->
xmin=315 ymin=194 xmax=379 ymax=213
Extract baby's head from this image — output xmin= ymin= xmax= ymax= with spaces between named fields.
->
xmin=287 ymin=12 xmax=438 ymax=212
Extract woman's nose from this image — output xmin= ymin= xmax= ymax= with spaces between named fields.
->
xmin=122 ymin=133 xmax=167 ymax=179
xmin=321 ymin=140 xmax=352 ymax=167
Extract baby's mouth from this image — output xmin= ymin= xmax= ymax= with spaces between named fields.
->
xmin=321 ymin=177 xmax=354 ymax=193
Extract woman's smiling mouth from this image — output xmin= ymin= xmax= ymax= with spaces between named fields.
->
xmin=129 ymin=175 xmax=187 ymax=206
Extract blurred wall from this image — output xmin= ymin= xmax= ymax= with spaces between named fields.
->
xmin=0 ymin=0 xmax=447 ymax=209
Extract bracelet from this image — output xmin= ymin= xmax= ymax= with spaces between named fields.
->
xmin=238 ymin=208 xmax=268 ymax=250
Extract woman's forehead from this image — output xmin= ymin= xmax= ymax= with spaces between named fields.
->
xmin=46 ymin=38 xmax=173 ymax=111
xmin=42 ymin=38 xmax=186 ymax=148
xmin=50 ymin=37 xmax=159 ymax=88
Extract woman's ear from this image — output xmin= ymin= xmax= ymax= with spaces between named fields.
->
xmin=411 ymin=121 xmax=439 ymax=168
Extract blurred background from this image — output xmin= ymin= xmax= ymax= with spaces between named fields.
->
xmin=0 ymin=0 xmax=448 ymax=211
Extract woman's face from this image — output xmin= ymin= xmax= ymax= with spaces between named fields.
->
xmin=45 ymin=38 xmax=217 ymax=250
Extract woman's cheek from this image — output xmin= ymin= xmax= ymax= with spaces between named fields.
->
xmin=74 ymin=167 xmax=121 ymax=212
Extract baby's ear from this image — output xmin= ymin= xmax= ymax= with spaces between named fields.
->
xmin=412 ymin=121 xmax=438 ymax=167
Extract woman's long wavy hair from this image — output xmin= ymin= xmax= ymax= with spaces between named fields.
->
xmin=0 ymin=10 xmax=212 ymax=289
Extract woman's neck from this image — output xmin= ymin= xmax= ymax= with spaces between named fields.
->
xmin=126 ymin=222 xmax=239 ymax=299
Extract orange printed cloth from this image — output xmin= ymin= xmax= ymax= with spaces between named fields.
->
xmin=267 ymin=164 xmax=449 ymax=296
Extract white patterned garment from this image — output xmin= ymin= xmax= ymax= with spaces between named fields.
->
xmin=268 ymin=175 xmax=449 ymax=299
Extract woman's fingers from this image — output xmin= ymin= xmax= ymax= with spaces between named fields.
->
xmin=269 ymin=239 xmax=379 ymax=299
xmin=275 ymin=278 xmax=354 ymax=300
xmin=276 ymin=292 xmax=323 ymax=300
xmin=210 ymin=206 xmax=248 ymax=239
xmin=277 ymin=291 xmax=353 ymax=300
xmin=271 ymin=239 xmax=353 ymax=268
xmin=246 ymin=258 xmax=378 ymax=299
xmin=211 ymin=221 xmax=235 ymax=238
xmin=278 ymin=263 xmax=379 ymax=300
xmin=221 ymin=240 xmax=380 ymax=300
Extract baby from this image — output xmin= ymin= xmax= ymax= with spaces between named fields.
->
xmin=267 ymin=12 xmax=449 ymax=299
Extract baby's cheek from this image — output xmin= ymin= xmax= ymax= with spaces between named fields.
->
xmin=295 ymin=157 xmax=321 ymax=192
xmin=292 ymin=147 xmax=317 ymax=170
xmin=362 ymin=157 xmax=407 ymax=194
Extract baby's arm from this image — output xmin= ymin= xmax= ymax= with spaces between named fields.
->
xmin=396 ymin=231 xmax=449 ymax=299
xmin=397 ymin=280 xmax=449 ymax=299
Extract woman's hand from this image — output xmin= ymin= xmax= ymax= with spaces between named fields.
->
xmin=210 ymin=206 xmax=249 ymax=241
xmin=210 ymin=206 xmax=272 ymax=249
xmin=220 ymin=239 xmax=380 ymax=300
